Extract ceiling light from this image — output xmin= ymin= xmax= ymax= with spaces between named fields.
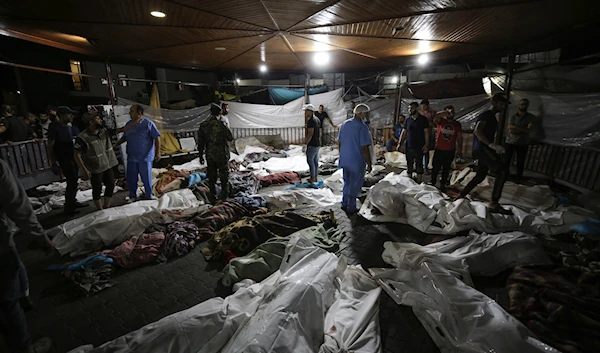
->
xmin=150 ymin=11 xmax=166 ymax=18
xmin=313 ymin=52 xmax=330 ymax=66
xmin=259 ymin=64 xmax=267 ymax=72
xmin=391 ymin=76 xmax=398 ymax=84
xmin=236 ymin=78 xmax=241 ymax=84
xmin=418 ymin=54 xmax=429 ymax=65
xmin=215 ymin=47 xmax=226 ymax=51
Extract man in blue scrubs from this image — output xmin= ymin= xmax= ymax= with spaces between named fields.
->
xmin=338 ymin=103 xmax=372 ymax=214
xmin=114 ymin=104 xmax=161 ymax=202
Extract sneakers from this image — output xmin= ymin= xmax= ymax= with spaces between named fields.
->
xmin=27 ymin=337 xmax=52 ymax=353
xmin=125 ymin=196 xmax=135 ymax=204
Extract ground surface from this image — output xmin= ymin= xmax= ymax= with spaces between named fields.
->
xmin=8 ymin=180 xmax=512 ymax=353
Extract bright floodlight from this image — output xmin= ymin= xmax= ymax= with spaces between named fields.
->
xmin=313 ymin=52 xmax=330 ymax=65
xmin=150 ymin=11 xmax=166 ymax=18
xmin=418 ymin=54 xmax=429 ymax=65
xmin=236 ymin=78 xmax=240 ymax=84
xmin=391 ymin=76 xmax=399 ymax=84
xmin=259 ymin=64 xmax=267 ymax=72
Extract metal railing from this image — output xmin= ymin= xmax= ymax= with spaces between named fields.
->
xmin=0 ymin=139 xmax=52 ymax=176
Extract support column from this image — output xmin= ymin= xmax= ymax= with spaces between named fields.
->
xmin=304 ymin=72 xmax=310 ymax=104
xmin=393 ymin=67 xmax=402 ymax=125
xmin=105 ymin=59 xmax=116 ymax=106
xmin=496 ymin=51 xmax=515 ymax=144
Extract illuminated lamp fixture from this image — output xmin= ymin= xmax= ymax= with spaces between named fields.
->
xmin=150 ymin=11 xmax=166 ymax=18
xmin=391 ymin=76 xmax=399 ymax=84
xmin=418 ymin=54 xmax=429 ymax=65
xmin=215 ymin=47 xmax=226 ymax=51
xmin=259 ymin=64 xmax=267 ymax=72
xmin=313 ymin=52 xmax=330 ymax=66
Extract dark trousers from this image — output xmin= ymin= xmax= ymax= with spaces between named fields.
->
xmin=91 ymin=168 xmax=116 ymax=201
xmin=431 ymin=149 xmax=455 ymax=187
xmin=406 ymin=148 xmax=424 ymax=175
xmin=460 ymin=146 xmax=507 ymax=202
xmin=505 ymin=143 xmax=528 ymax=181
xmin=60 ymin=159 xmax=79 ymax=207
xmin=207 ymin=159 xmax=229 ymax=200
xmin=0 ymin=248 xmax=31 ymax=353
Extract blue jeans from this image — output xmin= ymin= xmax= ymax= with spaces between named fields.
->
xmin=306 ymin=146 xmax=320 ymax=181
xmin=342 ymin=168 xmax=365 ymax=212
xmin=126 ymin=160 xmax=153 ymax=199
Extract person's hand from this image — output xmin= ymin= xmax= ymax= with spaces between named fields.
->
xmin=51 ymin=163 xmax=60 ymax=175
xmin=302 ymin=145 xmax=307 ymax=153
xmin=199 ymin=157 xmax=205 ymax=164
xmin=367 ymin=164 xmax=372 ymax=173
xmin=489 ymin=143 xmax=505 ymax=154
xmin=83 ymin=169 xmax=91 ymax=180
xmin=154 ymin=154 xmax=161 ymax=162
xmin=6 ymin=140 xmax=13 ymax=145
xmin=398 ymin=145 xmax=405 ymax=154
xmin=423 ymin=145 xmax=429 ymax=153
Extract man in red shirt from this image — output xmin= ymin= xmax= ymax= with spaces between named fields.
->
xmin=431 ymin=105 xmax=462 ymax=191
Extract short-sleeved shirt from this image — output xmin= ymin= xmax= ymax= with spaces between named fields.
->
xmin=306 ymin=116 xmax=321 ymax=147
xmin=74 ymin=128 xmax=118 ymax=174
xmin=314 ymin=111 xmax=330 ymax=128
xmin=420 ymin=108 xmax=437 ymax=125
xmin=505 ymin=112 xmax=534 ymax=145
xmin=123 ymin=118 xmax=161 ymax=162
xmin=404 ymin=114 xmax=429 ymax=149
xmin=435 ymin=118 xmax=462 ymax=151
xmin=473 ymin=110 xmax=497 ymax=151
xmin=337 ymin=119 xmax=371 ymax=172
xmin=0 ymin=116 xmax=29 ymax=142
xmin=48 ymin=122 xmax=80 ymax=161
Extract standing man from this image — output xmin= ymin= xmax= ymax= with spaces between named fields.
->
xmin=48 ymin=106 xmax=86 ymax=215
xmin=399 ymin=102 xmax=429 ymax=183
xmin=0 ymin=159 xmax=53 ymax=353
xmin=431 ymin=106 xmax=463 ymax=191
xmin=304 ymin=104 xmax=321 ymax=183
xmin=198 ymin=103 xmax=233 ymax=201
xmin=220 ymin=102 xmax=231 ymax=129
xmin=38 ymin=112 xmax=52 ymax=139
xmin=346 ymin=102 xmax=356 ymax=120
xmin=505 ymin=98 xmax=534 ymax=184
xmin=458 ymin=93 xmax=511 ymax=214
xmin=420 ymin=99 xmax=437 ymax=173
xmin=24 ymin=113 xmax=38 ymax=139
xmin=338 ymin=103 xmax=372 ymax=214
xmin=386 ymin=114 xmax=405 ymax=152
xmin=0 ymin=105 xmax=30 ymax=143
xmin=74 ymin=112 xmax=119 ymax=210
xmin=114 ymin=104 xmax=161 ymax=202
xmin=315 ymin=104 xmax=336 ymax=146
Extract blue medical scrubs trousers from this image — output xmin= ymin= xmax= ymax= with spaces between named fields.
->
xmin=342 ymin=168 xmax=365 ymax=212
xmin=127 ymin=160 xmax=153 ymax=199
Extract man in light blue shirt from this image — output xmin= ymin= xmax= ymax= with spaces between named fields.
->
xmin=114 ymin=104 xmax=161 ymax=201
xmin=338 ymin=103 xmax=372 ymax=214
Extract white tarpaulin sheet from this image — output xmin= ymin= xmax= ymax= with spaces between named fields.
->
xmin=360 ymin=173 xmax=591 ymax=235
xmin=369 ymin=265 xmax=558 ymax=353
xmin=262 ymin=188 xmax=342 ymax=210
xmin=68 ymin=234 xmax=382 ymax=353
xmin=51 ymin=189 xmax=206 ymax=257
xmin=249 ymin=155 xmax=309 ymax=174
xmin=381 ymin=231 xmax=552 ymax=278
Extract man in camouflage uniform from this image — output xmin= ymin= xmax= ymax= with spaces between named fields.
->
xmin=198 ymin=103 xmax=234 ymax=201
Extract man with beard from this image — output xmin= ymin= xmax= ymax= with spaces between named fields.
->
xmin=74 ymin=112 xmax=119 ymax=210
xmin=458 ymin=93 xmax=511 ymax=214
xmin=431 ymin=106 xmax=462 ymax=191
xmin=220 ymin=102 xmax=231 ymax=129
xmin=398 ymin=102 xmax=430 ymax=183
xmin=38 ymin=112 xmax=52 ymax=138
xmin=504 ymin=98 xmax=534 ymax=183
xmin=386 ymin=114 xmax=405 ymax=152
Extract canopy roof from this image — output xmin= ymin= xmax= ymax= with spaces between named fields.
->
xmin=0 ymin=0 xmax=596 ymax=71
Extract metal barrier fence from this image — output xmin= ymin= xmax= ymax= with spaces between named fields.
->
xmin=0 ymin=139 xmax=51 ymax=176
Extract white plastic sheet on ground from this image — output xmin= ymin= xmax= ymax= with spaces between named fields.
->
xmin=249 ymin=154 xmax=310 ymax=174
xmin=381 ymin=231 xmax=551 ymax=278
xmin=262 ymin=188 xmax=342 ymax=210
xmin=67 ymin=234 xmax=382 ymax=353
xmin=360 ymin=172 xmax=591 ymax=235
xmin=450 ymin=167 xmax=556 ymax=211
xmin=51 ymin=189 xmax=206 ymax=257
xmin=384 ymin=152 xmax=407 ymax=169
xmin=369 ymin=265 xmax=559 ymax=353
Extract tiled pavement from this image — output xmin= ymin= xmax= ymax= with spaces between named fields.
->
xmin=9 ymin=189 xmax=507 ymax=353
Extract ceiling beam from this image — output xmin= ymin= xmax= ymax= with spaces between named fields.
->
xmin=284 ymin=0 xmax=344 ymax=31
xmin=164 ymin=0 xmax=276 ymax=31
xmin=292 ymin=31 xmax=491 ymax=46
xmin=259 ymin=0 xmax=280 ymax=30
xmin=291 ymin=33 xmax=397 ymax=64
xmin=0 ymin=28 xmax=97 ymax=56
xmin=216 ymin=34 xmax=276 ymax=68
xmin=290 ymin=0 xmax=545 ymax=31
xmin=279 ymin=33 xmax=305 ymax=70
